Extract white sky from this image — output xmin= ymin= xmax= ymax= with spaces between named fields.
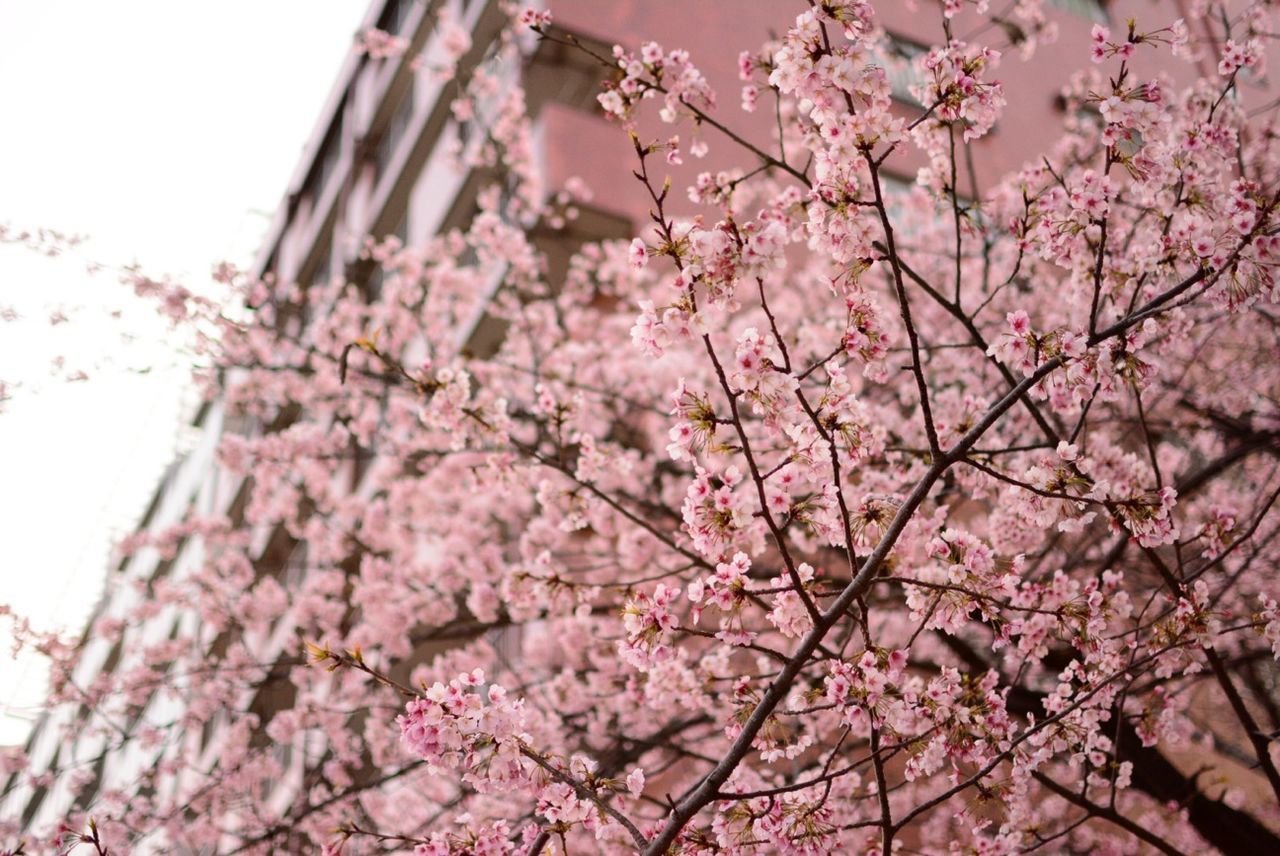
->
xmin=0 ymin=1 xmax=366 ymax=744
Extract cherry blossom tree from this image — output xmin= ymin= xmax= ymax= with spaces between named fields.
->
xmin=5 ymin=1 xmax=1280 ymax=854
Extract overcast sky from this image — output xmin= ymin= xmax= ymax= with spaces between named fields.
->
xmin=0 ymin=1 xmax=366 ymax=744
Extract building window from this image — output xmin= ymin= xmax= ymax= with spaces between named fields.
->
xmin=312 ymin=253 xmax=332 ymax=291
xmin=525 ymin=25 xmax=614 ymax=116
xmin=375 ymin=80 xmax=416 ymax=181
xmin=377 ymin=0 xmax=412 ymax=35
xmin=1053 ymin=92 xmax=1105 ymax=127
xmin=1047 ymin=0 xmax=1108 ymax=23
xmin=282 ymin=542 xmax=309 ymax=591
xmin=303 ymin=104 xmax=345 ymax=208
xmin=362 ymin=265 xmax=386 ymax=304
xmin=877 ymin=170 xmax=918 ymax=218
xmin=872 ymin=34 xmax=927 ymax=108
xmin=356 ymin=215 xmax=407 ymax=308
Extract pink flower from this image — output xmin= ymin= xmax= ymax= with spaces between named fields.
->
xmin=629 ymin=237 xmax=648 ymax=270
xmin=517 ymin=7 xmax=551 ymax=29
xmin=626 ymin=768 xmax=646 ymax=797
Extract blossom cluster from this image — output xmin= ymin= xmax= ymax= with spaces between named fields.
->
xmin=8 ymin=2 xmax=1280 ymax=855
